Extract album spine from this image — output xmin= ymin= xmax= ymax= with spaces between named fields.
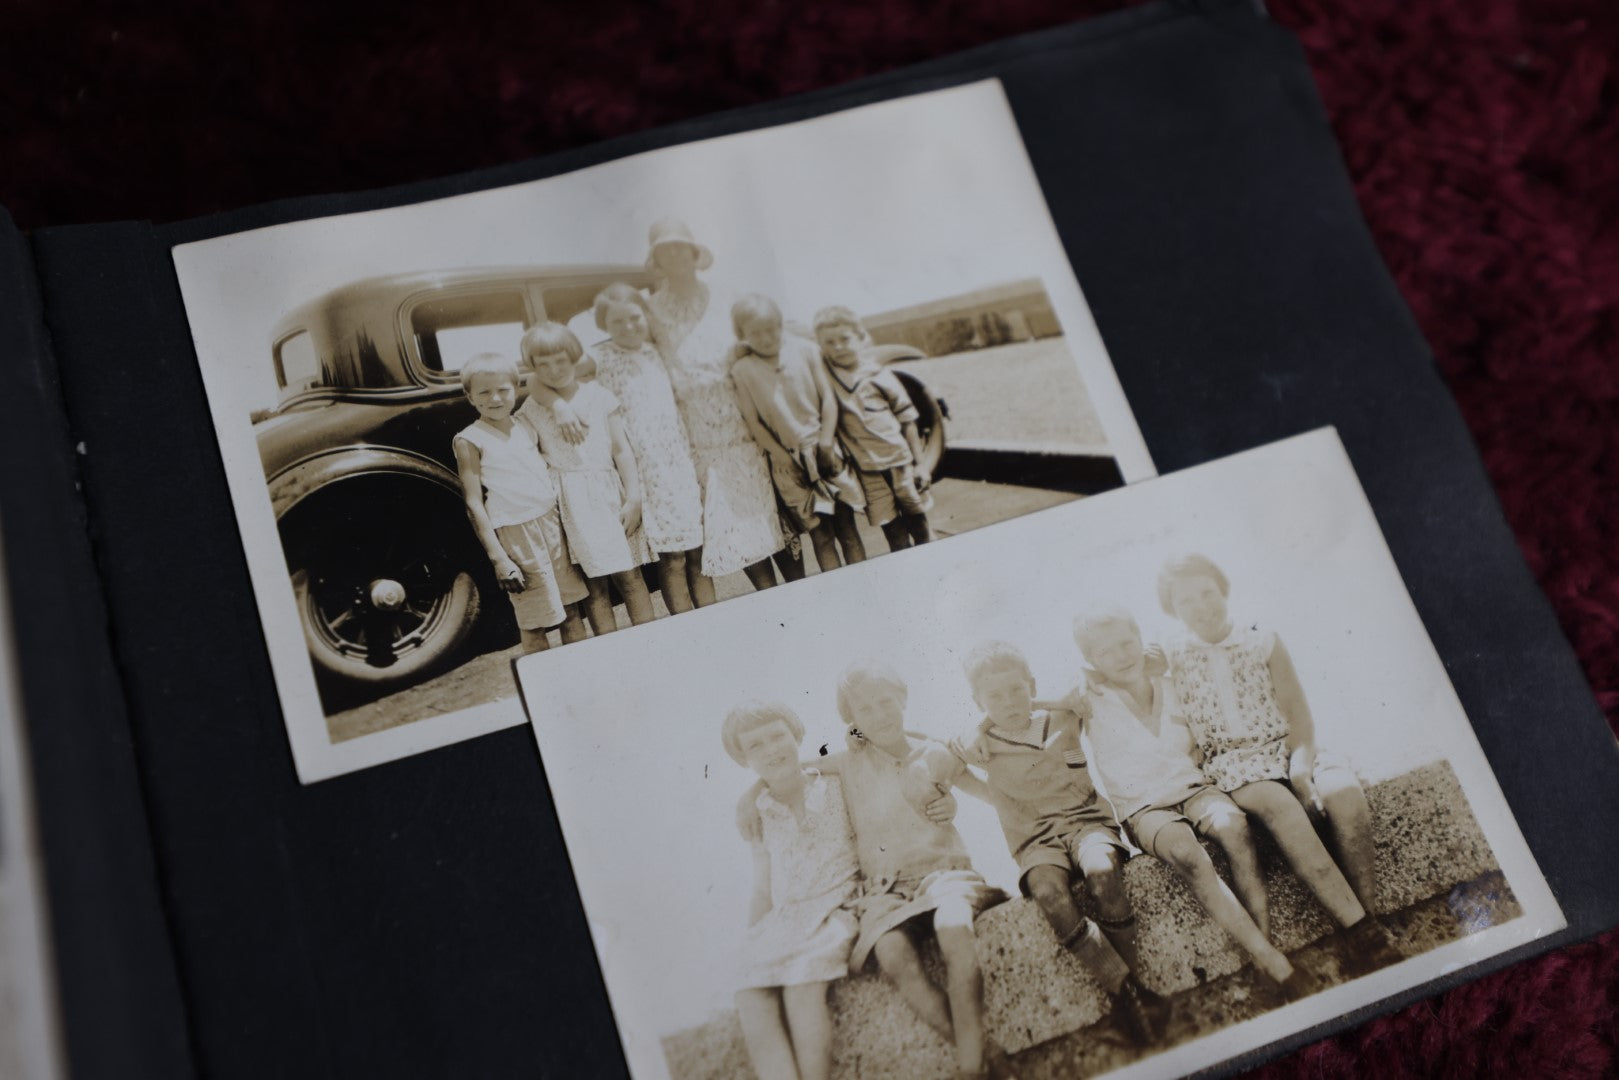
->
xmin=0 ymin=208 xmax=196 ymax=1080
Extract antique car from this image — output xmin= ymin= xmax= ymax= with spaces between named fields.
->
xmin=256 ymin=267 xmax=947 ymax=702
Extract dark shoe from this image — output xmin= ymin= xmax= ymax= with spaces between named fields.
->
xmin=1339 ymin=916 xmax=1404 ymax=979
xmin=1110 ymin=976 xmax=1170 ymax=1045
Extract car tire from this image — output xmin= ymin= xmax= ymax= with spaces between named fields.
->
xmin=291 ymin=560 xmax=481 ymax=696
xmin=891 ymin=370 xmax=947 ymax=479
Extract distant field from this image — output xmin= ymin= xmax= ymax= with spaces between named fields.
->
xmin=890 ymin=336 xmax=1109 ymax=451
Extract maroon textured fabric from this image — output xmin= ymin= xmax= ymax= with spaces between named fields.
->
xmin=3 ymin=0 xmax=1615 ymax=1075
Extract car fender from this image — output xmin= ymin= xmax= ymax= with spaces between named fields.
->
xmin=269 ymin=445 xmax=462 ymax=520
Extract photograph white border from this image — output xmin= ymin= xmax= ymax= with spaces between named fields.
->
xmin=517 ymin=427 xmax=1564 ymax=1080
xmin=170 ymin=79 xmax=1156 ymax=783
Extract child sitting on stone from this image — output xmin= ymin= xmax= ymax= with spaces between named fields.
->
xmin=945 ymin=640 xmax=1167 ymax=1044
xmin=742 ymin=661 xmax=1004 ymax=1077
xmin=1068 ymin=606 xmax=1315 ymax=998
xmin=724 ymin=702 xmax=861 ymax=1080
xmin=1154 ymin=555 xmax=1401 ymax=969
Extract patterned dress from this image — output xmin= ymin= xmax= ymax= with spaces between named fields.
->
xmin=1169 ymin=624 xmax=1294 ymax=791
xmin=645 ymin=284 xmax=785 ymax=576
xmin=738 ymin=772 xmax=860 ymax=990
xmin=587 ymin=339 xmax=705 ymax=556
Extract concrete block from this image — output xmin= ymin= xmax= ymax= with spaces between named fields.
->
xmin=663 ymin=760 xmax=1508 ymax=1079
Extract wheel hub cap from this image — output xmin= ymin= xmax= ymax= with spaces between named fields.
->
xmin=368 ymin=578 xmax=407 ymax=610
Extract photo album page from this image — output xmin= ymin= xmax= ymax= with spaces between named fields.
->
xmin=167 ymin=72 xmax=1568 ymax=1080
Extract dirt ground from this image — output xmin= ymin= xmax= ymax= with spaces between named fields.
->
xmin=325 ymin=475 xmax=1079 ymax=742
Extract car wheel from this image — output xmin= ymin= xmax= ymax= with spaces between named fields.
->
xmin=291 ymin=550 xmax=481 ymax=694
xmin=891 ymin=370 xmax=947 ymax=479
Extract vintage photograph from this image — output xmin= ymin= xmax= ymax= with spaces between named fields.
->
xmin=170 ymin=80 xmax=1155 ymax=782
xmin=516 ymin=429 xmax=1563 ymax=1080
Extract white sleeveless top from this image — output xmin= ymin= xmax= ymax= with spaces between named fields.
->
xmin=456 ymin=418 xmax=557 ymax=528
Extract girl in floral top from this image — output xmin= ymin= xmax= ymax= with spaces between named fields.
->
xmin=1157 ymin=553 xmax=1387 ymax=921
xmin=567 ymin=284 xmax=708 ymax=613
xmin=723 ymin=702 xmax=859 ymax=1080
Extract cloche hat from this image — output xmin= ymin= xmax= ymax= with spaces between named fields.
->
xmin=645 ymin=218 xmax=715 ymax=272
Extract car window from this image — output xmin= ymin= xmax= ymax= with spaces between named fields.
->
xmin=274 ymin=330 xmax=320 ymax=394
xmin=409 ymin=290 xmax=530 ymax=375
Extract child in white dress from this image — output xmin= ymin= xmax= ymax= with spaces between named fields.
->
xmin=518 ymin=324 xmax=655 ymax=633
xmin=450 ymin=354 xmax=587 ymax=652
xmin=723 ymin=702 xmax=859 ymax=1080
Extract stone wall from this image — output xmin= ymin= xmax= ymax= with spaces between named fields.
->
xmin=664 ymin=760 xmax=1511 ymax=1080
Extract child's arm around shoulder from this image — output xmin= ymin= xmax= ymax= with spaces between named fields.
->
xmin=524 ymin=376 xmax=590 ymax=445
xmin=451 ymin=434 xmax=523 ymax=593
xmin=939 ymin=732 xmax=995 ymax=806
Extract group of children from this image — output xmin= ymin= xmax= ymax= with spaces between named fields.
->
xmin=453 ymin=286 xmax=935 ymax=652
xmin=724 ymin=554 xmax=1403 ymax=1080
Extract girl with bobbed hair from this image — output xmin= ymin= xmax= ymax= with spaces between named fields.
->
xmin=1157 ymin=553 xmax=1400 ymax=967
xmin=723 ymin=700 xmax=858 ymax=1080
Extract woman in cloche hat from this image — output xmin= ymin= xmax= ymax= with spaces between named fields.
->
xmin=642 ymin=218 xmax=802 ymax=592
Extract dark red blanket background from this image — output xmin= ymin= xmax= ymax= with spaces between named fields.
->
xmin=4 ymin=0 xmax=1615 ymax=1075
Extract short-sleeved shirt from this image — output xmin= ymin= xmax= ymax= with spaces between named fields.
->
xmin=837 ymin=734 xmax=974 ymax=886
xmin=946 ymin=710 xmax=1117 ymax=863
xmin=1081 ymin=676 xmax=1209 ymax=820
xmin=823 ymin=360 xmax=920 ymax=472
xmin=729 ymin=339 xmax=825 ymax=455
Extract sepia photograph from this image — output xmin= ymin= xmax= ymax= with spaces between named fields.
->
xmin=516 ymin=428 xmax=1563 ymax=1080
xmin=170 ymin=79 xmax=1155 ymax=782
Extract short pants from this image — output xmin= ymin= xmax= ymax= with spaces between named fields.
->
xmin=856 ymin=461 xmax=934 ymax=527
xmin=1125 ymin=785 xmax=1243 ymax=860
xmin=495 ymin=508 xmax=588 ymax=629
xmin=770 ymin=446 xmax=866 ymax=534
xmin=1015 ymin=820 xmax=1127 ymax=885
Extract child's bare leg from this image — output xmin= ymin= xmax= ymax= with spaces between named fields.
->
xmin=1314 ymin=767 xmax=1380 ymax=911
xmin=781 ymin=981 xmax=834 ymax=1080
xmin=1154 ymin=822 xmax=1293 ymax=983
xmin=558 ymin=604 xmax=589 ymax=644
xmin=904 ymin=512 xmax=933 ymax=546
xmin=879 ymin=520 xmax=913 ymax=553
xmin=734 ymin=987 xmax=797 ymax=1080
xmin=933 ymin=902 xmax=985 ymax=1076
xmin=1202 ymin=802 xmax=1270 ymax=937
xmin=657 ymin=551 xmax=695 ymax=614
xmin=611 ymin=570 xmax=656 ymax=625
xmin=773 ymin=544 xmax=807 ymax=582
xmin=872 ymin=929 xmax=952 ymax=1038
xmin=517 ymin=627 xmax=552 ymax=654
xmin=806 ymin=521 xmax=842 ymax=573
xmin=583 ymin=578 xmax=616 ymax=636
xmin=1079 ymin=844 xmax=1143 ymax=976
xmin=831 ymin=503 xmax=866 ymax=564
xmin=1024 ymin=864 xmax=1128 ymax=993
xmin=742 ymin=558 xmax=778 ymax=591
xmin=1232 ymin=781 xmax=1364 ymax=927
xmin=684 ymin=547 xmax=716 ymax=607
